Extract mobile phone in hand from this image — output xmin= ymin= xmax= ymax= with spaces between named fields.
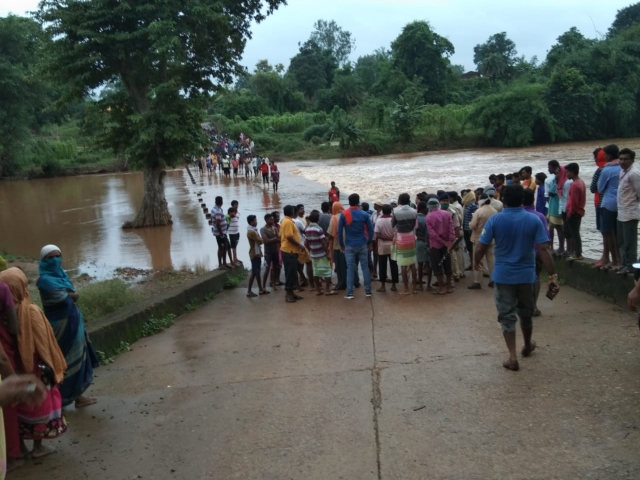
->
xmin=546 ymin=284 xmax=559 ymax=300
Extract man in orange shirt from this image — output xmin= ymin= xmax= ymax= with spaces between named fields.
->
xmin=279 ymin=205 xmax=306 ymax=303
xmin=260 ymin=159 xmax=270 ymax=186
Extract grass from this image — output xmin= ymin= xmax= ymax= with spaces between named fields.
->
xmin=0 ymin=250 xmax=35 ymax=263
xmin=225 ymin=270 xmax=248 ymax=289
xmin=77 ymin=279 xmax=141 ymax=323
xmin=141 ymin=314 xmax=177 ymax=337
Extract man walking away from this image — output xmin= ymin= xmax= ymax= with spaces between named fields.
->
xmin=597 ymin=145 xmax=622 ymax=270
xmin=617 ymin=148 xmax=640 ymax=275
xmin=338 ymin=194 xmax=374 ymax=299
xmin=475 ymin=185 xmax=559 ymax=372
xmin=426 ymin=197 xmax=455 ymax=295
xmin=565 ymin=163 xmax=586 ymax=261
xmin=279 ymin=205 xmax=306 ymax=303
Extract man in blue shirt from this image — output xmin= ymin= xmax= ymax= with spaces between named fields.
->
xmin=474 ymin=185 xmax=559 ymax=372
xmin=338 ymin=193 xmax=375 ymax=299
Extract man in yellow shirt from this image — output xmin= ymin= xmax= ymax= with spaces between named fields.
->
xmin=280 ymin=205 xmax=306 ymax=303
xmin=520 ymin=166 xmax=537 ymax=193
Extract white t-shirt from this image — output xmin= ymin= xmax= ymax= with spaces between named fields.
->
xmin=294 ymin=218 xmax=306 ymax=242
xmin=560 ymin=179 xmax=573 ymax=214
xmin=228 ymin=215 xmax=240 ymax=235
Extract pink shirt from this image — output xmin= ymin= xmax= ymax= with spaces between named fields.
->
xmin=426 ymin=209 xmax=455 ymax=249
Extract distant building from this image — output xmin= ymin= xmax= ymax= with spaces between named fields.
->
xmin=460 ymin=71 xmax=480 ymax=79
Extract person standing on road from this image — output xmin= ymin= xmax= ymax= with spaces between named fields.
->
xmin=328 ymin=182 xmax=340 ymax=203
xmin=211 ymin=197 xmax=230 ymax=270
xmin=565 ymin=163 xmax=586 ymax=261
xmin=338 ymin=194 xmax=374 ymax=300
xmin=246 ymin=215 xmax=269 ymax=298
xmin=392 ymin=193 xmax=418 ymax=295
xmin=468 ymin=194 xmax=497 ymax=290
xmin=374 ymin=204 xmax=399 ymax=293
xmin=261 ymin=214 xmax=280 ymax=291
xmin=474 ymin=184 xmax=559 ymax=372
xmin=279 ymin=205 xmax=306 ymax=303
xmin=597 ymin=145 xmax=622 ymax=269
xmin=426 ymin=197 xmax=455 ymax=295
xmin=617 ymin=148 xmax=640 ymax=275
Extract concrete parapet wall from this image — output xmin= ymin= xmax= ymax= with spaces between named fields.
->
xmin=87 ymin=267 xmax=243 ymax=355
xmin=555 ymin=258 xmax=635 ymax=308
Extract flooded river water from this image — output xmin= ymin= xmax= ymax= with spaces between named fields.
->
xmin=1 ymin=139 xmax=638 ymax=276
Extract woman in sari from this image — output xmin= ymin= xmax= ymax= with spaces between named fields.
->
xmin=0 ymin=268 xmax=67 ymax=459
xmin=37 ymin=245 xmax=99 ymax=408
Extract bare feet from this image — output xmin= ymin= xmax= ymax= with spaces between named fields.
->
xmin=503 ymin=359 xmax=520 ymax=371
xmin=376 ymin=287 xmax=386 ymax=293
xmin=521 ymin=340 xmax=537 ymax=358
xmin=31 ymin=444 xmax=57 ymax=459
xmin=75 ymin=395 xmax=98 ymax=408
xmin=398 ymin=291 xmax=411 ymax=296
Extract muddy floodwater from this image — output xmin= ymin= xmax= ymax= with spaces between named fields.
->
xmin=1 ymin=138 xmax=638 ymax=276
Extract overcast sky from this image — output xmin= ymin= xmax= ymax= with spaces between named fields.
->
xmin=1 ymin=0 xmax=632 ymax=72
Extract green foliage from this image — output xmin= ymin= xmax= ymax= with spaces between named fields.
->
xmin=288 ymin=40 xmax=338 ymax=98
xmin=76 ymin=279 xmax=140 ymax=322
xmin=420 ymin=104 xmax=474 ymax=141
xmin=469 ymin=83 xmax=556 ymax=147
xmin=609 ymin=2 xmax=640 ymax=38
xmin=391 ymin=21 xmax=454 ymax=105
xmin=326 ymin=107 xmax=363 ymax=149
xmin=225 ymin=271 xmax=248 ymax=288
xmin=474 ymin=32 xmax=518 ymax=80
xmin=309 ymin=20 xmax=356 ymax=66
xmin=142 ymin=314 xmax=177 ymax=337
xmin=390 ymin=95 xmax=425 ymax=140
xmin=303 ymin=124 xmax=331 ymax=142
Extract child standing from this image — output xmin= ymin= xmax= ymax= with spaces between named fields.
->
xmin=305 ymin=210 xmax=333 ymax=295
xmin=246 ymin=215 xmax=269 ymax=297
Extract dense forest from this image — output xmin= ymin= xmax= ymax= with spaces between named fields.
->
xmin=3 ymin=2 xmax=640 ymax=181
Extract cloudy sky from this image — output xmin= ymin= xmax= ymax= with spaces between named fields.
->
xmin=1 ymin=0 xmax=631 ymax=72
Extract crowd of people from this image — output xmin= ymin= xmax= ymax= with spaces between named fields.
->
xmin=194 ymin=131 xmax=280 ymax=191
xmin=209 ymin=143 xmax=640 ymax=372
xmin=0 ymin=247 xmax=99 ymax=476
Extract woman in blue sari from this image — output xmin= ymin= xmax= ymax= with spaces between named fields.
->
xmin=37 ymin=245 xmax=99 ymax=408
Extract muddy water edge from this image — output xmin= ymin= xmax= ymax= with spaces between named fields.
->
xmin=1 ymin=139 xmax=638 ymax=275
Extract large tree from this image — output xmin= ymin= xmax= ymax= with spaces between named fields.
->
xmin=308 ymin=19 xmax=356 ymax=66
xmin=38 ymin=0 xmax=286 ymax=228
xmin=288 ymin=39 xmax=338 ymax=98
xmin=391 ymin=21 xmax=454 ymax=105
xmin=608 ymin=2 xmax=640 ymax=38
xmin=473 ymin=32 xmax=518 ymax=80
xmin=0 ymin=16 xmax=49 ymax=177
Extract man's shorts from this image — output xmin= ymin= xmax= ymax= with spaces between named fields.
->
xmin=600 ymin=207 xmax=618 ymax=234
xmin=262 ymin=173 xmax=269 ymax=181
xmin=494 ymin=283 xmax=535 ymax=333
xmin=548 ymin=215 xmax=563 ymax=226
xmin=264 ymin=254 xmax=279 ymax=269
xmin=215 ymin=235 xmax=229 ymax=249
xmin=251 ymin=257 xmax=261 ymax=276
xmin=229 ymin=233 xmax=240 ymax=249
xmin=233 ymin=168 xmax=238 ymax=175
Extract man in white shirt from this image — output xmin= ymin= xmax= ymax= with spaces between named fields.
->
xmin=617 ymin=148 xmax=640 ymax=274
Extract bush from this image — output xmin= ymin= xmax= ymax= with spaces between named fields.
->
xmin=310 ymin=136 xmax=322 ymax=145
xmin=252 ymin=133 xmax=279 ymax=150
xmin=276 ymin=137 xmax=305 ymax=153
xmin=349 ymin=130 xmax=392 ymax=156
xmin=40 ymin=157 xmax=64 ymax=177
xmin=303 ymin=123 xmax=331 ymax=142
xmin=77 ymin=279 xmax=140 ymax=322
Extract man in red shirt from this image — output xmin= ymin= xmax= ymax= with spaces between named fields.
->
xmin=328 ymin=181 xmax=340 ymax=203
xmin=260 ymin=159 xmax=270 ymax=186
xmin=565 ymin=162 xmax=586 ymax=261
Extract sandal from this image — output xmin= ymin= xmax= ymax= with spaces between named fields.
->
xmin=247 ymin=292 xmax=258 ymax=298
xmin=259 ymin=290 xmax=270 ymax=295
xmin=521 ymin=340 xmax=537 ymax=358
xmin=503 ymin=359 xmax=520 ymax=371
xmin=325 ymin=291 xmax=338 ymax=296
xmin=293 ymin=295 xmax=304 ymax=300
xmin=285 ymin=297 xmax=297 ymax=303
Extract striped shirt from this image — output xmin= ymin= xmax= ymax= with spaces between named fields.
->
xmin=227 ymin=215 xmax=240 ymax=235
xmin=304 ymin=223 xmax=327 ymax=259
xmin=463 ymin=203 xmax=478 ymax=232
xmin=392 ymin=205 xmax=417 ymax=233
xmin=211 ymin=206 xmax=227 ymax=236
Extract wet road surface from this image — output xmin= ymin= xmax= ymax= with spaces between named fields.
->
xmin=11 ymin=281 xmax=640 ymax=479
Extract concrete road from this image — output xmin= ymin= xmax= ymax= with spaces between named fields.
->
xmin=11 ymin=282 xmax=640 ymax=480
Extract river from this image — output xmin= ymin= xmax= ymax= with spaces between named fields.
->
xmin=1 ymin=139 xmax=638 ymax=276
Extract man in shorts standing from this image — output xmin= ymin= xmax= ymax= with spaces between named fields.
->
xmin=246 ymin=215 xmax=269 ymax=297
xmin=261 ymin=213 xmax=281 ymax=290
xmin=474 ymin=185 xmax=559 ymax=372
xmin=597 ymin=145 xmax=622 ymax=269
xmin=212 ymin=196 xmax=230 ymax=269
xmin=426 ymin=197 xmax=455 ymax=295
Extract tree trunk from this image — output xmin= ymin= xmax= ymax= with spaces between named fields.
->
xmin=123 ymin=165 xmax=173 ymax=229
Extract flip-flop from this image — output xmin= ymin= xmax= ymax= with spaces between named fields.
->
xmin=432 ymin=290 xmax=446 ymax=295
xmin=325 ymin=291 xmax=338 ymax=296
xmin=259 ymin=291 xmax=270 ymax=295
xmin=294 ymin=295 xmax=304 ymax=300
xmin=398 ymin=292 xmax=411 ymax=296
xmin=316 ymin=291 xmax=324 ymax=296
xmin=285 ymin=298 xmax=297 ymax=303
xmin=247 ymin=292 xmax=258 ymax=298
